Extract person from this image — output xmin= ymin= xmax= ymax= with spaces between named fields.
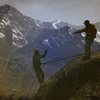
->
xmin=32 ymin=49 xmax=48 ymax=86
xmin=73 ymin=20 xmax=97 ymax=60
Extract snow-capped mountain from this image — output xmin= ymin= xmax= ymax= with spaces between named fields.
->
xmin=0 ymin=4 xmax=42 ymax=48
xmin=0 ymin=4 xmax=100 ymax=66
xmin=0 ymin=4 xmax=100 ymax=69
xmin=39 ymin=20 xmax=68 ymax=29
xmin=0 ymin=4 xmax=70 ymax=48
xmin=52 ymin=20 xmax=68 ymax=29
xmin=0 ymin=4 xmax=100 ymax=93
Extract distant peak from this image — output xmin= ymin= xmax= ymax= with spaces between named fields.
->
xmin=52 ymin=20 xmax=61 ymax=23
xmin=4 ymin=4 xmax=12 ymax=8
xmin=0 ymin=4 xmax=12 ymax=14
xmin=0 ymin=4 xmax=12 ymax=9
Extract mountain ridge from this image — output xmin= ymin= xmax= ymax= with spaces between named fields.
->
xmin=34 ymin=51 xmax=100 ymax=100
xmin=0 ymin=4 xmax=100 ymax=97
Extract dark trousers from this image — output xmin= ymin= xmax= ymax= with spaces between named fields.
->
xmin=85 ymin=37 xmax=94 ymax=58
xmin=33 ymin=65 xmax=44 ymax=86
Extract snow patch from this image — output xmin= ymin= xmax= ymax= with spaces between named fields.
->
xmin=19 ymin=36 xmax=23 ymax=40
xmin=81 ymin=40 xmax=85 ymax=43
xmin=81 ymin=33 xmax=86 ymax=37
xmin=12 ymin=26 xmax=28 ymax=47
xmin=68 ymin=28 xmax=74 ymax=36
xmin=12 ymin=34 xmax=19 ymax=40
xmin=34 ymin=19 xmax=42 ymax=27
xmin=94 ymin=38 xmax=100 ymax=43
xmin=76 ymin=44 xmax=82 ymax=48
xmin=24 ymin=19 xmax=27 ymax=22
xmin=12 ymin=25 xmax=24 ymax=37
xmin=12 ymin=42 xmax=23 ymax=48
xmin=0 ymin=22 xmax=4 ymax=26
xmin=2 ymin=19 xmax=9 ymax=25
xmin=52 ymin=37 xmax=60 ymax=47
xmin=0 ymin=32 xmax=5 ymax=38
xmin=2 ymin=17 xmax=10 ymax=25
xmin=43 ymin=39 xmax=53 ymax=48
xmin=94 ymin=31 xmax=100 ymax=43
xmin=12 ymin=28 xmax=18 ymax=34
xmin=52 ymin=20 xmax=61 ymax=29
xmin=97 ymin=31 xmax=100 ymax=35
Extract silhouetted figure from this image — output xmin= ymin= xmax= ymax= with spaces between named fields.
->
xmin=32 ymin=49 xmax=48 ymax=86
xmin=73 ymin=20 xmax=97 ymax=60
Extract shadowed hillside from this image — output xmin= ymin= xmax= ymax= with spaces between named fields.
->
xmin=34 ymin=51 xmax=100 ymax=100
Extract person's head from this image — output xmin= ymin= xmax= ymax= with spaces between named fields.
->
xmin=83 ymin=20 xmax=90 ymax=26
xmin=33 ymin=48 xmax=39 ymax=55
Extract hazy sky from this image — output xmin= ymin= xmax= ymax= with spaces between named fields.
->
xmin=0 ymin=0 xmax=100 ymax=25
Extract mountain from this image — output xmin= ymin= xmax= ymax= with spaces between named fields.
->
xmin=95 ymin=22 xmax=100 ymax=31
xmin=34 ymin=51 xmax=100 ymax=100
xmin=0 ymin=4 xmax=100 ymax=97
xmin=0 ymin=4 xmax=42 ymax=48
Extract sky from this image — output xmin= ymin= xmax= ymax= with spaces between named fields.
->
xmin=0 ymin=0 xmax=100 ymax=25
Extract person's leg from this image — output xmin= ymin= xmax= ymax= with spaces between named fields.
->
xmin=84 ymin=37 xmax=94 ymax=59
xmin=35 ymin=66 xmax=44 ymax=86
xmin=39 ymin=70 xmax=44 ymax=85
xmin=85 ymin=38 xmax=91 ymax=58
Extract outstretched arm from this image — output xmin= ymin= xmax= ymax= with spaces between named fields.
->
xmin=73 ymin=28 xmax=85 ymax=34
xmin=41 ymin=49 xmax=48 ymax=58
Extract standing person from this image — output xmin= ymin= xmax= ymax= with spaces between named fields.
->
xmin=32 ymin=49 xmax=48 ymax=86
xmin=73 ymin=20 xmax=97 ymax=60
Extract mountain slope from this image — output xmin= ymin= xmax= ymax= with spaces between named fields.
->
xmin=34 ymin=51 xmax=100 ymax=100
xmin=0 ymin=4 xmax=40 ymax=47
xmin=0 ymin=4 xmax=100 ymax=97
xmin=0 ymin=4 xmax=82 ymax=95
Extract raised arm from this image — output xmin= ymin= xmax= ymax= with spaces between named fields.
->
xmin=40 ymin=49 xmax=48 ymax=58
